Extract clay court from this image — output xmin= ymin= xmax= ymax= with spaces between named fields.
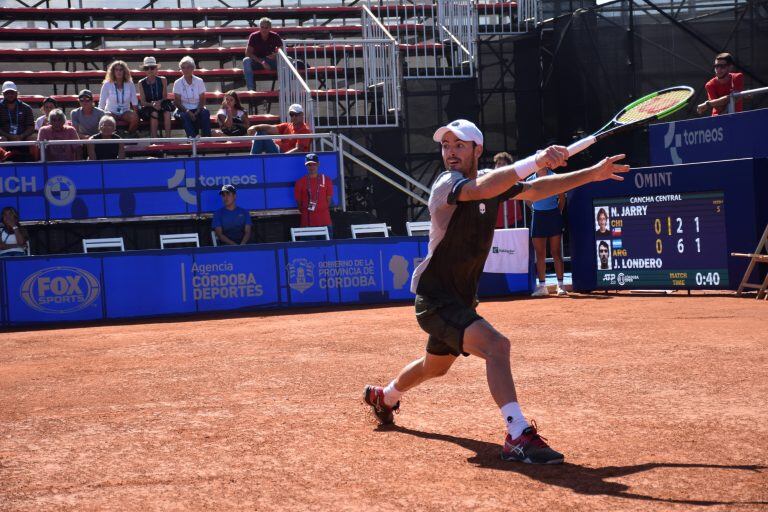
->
xmin=1 ymin=294 xmax=766 ymax=511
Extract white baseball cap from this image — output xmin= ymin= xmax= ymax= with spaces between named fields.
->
xmin=432 ymin=119 xmax=483 ymax=146
xmin=288 ymin=103 xmax=303 ymax=114
xmin=2 ymin=81 xmax=18 ymax=93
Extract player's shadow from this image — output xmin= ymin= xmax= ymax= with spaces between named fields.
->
xmin=383 ymin=425 xmax=767 ymax=507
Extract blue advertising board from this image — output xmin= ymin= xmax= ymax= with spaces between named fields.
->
xmin=0 ymin=152 xmax=340 ymax=222
xmin=568 ymin=158 xmax=768 ymax=292
xmin=0 ymin=236 xmax=532 ymax=327
xmin=649 ymin=108 xmax=768 ymax=166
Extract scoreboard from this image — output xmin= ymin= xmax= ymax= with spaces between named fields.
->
xmin=593 ymin=192 xmax=728 ymax=289
xmin=568 ymin=157 xmax=768 ymax=292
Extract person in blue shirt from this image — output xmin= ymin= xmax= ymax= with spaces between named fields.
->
xmin=212 ymin=184 xmax=252 ymax=245
xmin=525 ymin=168 xmax=567 ymax=297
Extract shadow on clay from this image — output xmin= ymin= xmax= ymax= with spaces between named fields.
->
xmin=380 ymin=425 xmax=768 ymax=507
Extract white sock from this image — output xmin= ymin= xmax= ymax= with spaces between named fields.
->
xmin=537 ymin=279 xmax=546 ymax=287
xmin=501 ymin=402 xmax=530 ymax=439
xmin=383 ymin=380 xmax=402 ymax=407
xmin=557 ymin=279 xmax=564 ymax=288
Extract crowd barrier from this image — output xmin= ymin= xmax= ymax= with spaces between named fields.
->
xmin=649 ymin=108 xmax=768 ymax=166
xmin=0 ymin=150 xmax=340 ymax=222
xmin=0 ymin=231 xmax=533 ymax=327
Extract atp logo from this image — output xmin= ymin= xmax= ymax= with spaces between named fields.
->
xmin=44 ymin=175 xmax=77 ymax=206
xmin=287 ymin=258 xmax=315 ymax=293
xmin=168 ymin=168 xmax=197 ymax=205
xmin=20 ymin=266 xmax=100 ymax=314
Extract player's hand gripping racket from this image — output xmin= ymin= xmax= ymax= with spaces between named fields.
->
xmin=566 ymin=86 xmax=694 ymax=157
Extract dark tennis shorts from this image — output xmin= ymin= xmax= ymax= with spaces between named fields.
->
xmin=530 ymin=208 xmax=564 ymax=238
xmin=414 ymin=295 xmax=482 ymax=357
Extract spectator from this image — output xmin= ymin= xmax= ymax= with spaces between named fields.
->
xmin=0 ymin=206 xmax=27 ymax=257
xmin=212 ymin=184 xmax=252 ymax=245
xmin=697 ymin=52 xmax=744 ymax=116
xmin=137 ymin=56 xmax=173 ymax=139
xmin=34 ymin=97 xmax=58 ymax=132
xmin=493 ymin=151 xmax=523 ymax=229
xmin=214 ymin=90 xmax=249 ymax=137
xmin=295 ymin=153 xmax=333 ymax=233
xmin=243 ymin=17 xmax=283 ymax=91
xmin=248 ymin=103 xmax=311 ymax=154
xmin=0 ymin=81 xmax=36 ymax=162
xmin=87 ymin=116 xmax=124 ymax=161
xmin=525 ymin=167 xmax=567 ymax=297
xmin=98 ymin=60 xmax=139 ymax=134
xmin=71 ymin=89 xmax=106 ymax=139
xmin=37 ymin=109 xmax=80 ymax=162
xmin=173 ymin=56 xmax=211 ymax=138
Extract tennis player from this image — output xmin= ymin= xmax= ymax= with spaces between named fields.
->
xmin=364 ymin=119 xmax=628 ymax=464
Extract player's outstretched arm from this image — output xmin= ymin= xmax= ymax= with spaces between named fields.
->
xmin=457 ymin=145 xmax=568 ymax=202
xmin=515 ymin=154 xmax=629 ymax=203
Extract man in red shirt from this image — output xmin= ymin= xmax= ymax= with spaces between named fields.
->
xmin=248 ymin=103 xmax=312 ymax=154
xmin=242 ymin=17 xmax=283 ymax=91
xmin=697 ymin=53 xmax=744 ymax=116
xmin=294 ymin=153 xmax=333 ymax=233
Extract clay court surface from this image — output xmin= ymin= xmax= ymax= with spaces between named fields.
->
xmin=1 ymin=294 xmax=766 ymax=511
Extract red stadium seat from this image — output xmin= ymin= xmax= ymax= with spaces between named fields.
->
xmin=0 ymin=24 xmax=429 ymax=42
xmin=0 ymin=4 xmax=516 ymax=22
xmin=0 ymin=66 xmax=351 ymax=84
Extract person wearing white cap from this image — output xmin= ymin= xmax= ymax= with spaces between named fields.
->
xmin=364 ymin=119 xmax=629 ymax=465
xmin=0 ymin=81 xmax=37 ymax=161
xmin=137 ymin=56 xmax=172 ymax=138
xmin=247 ymin=103 xmax=311 ymax=154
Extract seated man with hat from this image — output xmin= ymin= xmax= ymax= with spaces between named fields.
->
xmin=212 ymin=184 xmax=253 ymax=246
xmin=247 ymin=103 xmax=312 ymax=154
xmin=71 ymin=89 xmax=107 ymax=139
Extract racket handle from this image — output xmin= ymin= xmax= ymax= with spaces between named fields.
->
xmin=566 ymin=136 xmax=597 ymax=157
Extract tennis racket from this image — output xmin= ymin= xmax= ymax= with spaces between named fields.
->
xmin=566 ymin=86 xmax=695 ymax=157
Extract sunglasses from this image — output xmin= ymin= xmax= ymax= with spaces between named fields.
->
xmin=714 ymin=63 xmax=727 ymax=69
xmin=289 ymin=112 xmax=301 ymax=116
xmin=79 ymin=97 xmax=92 ymax=101
xmin=144 ymin=66 xmax=157 ymax=70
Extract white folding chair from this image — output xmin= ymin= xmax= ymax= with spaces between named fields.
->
xmin=82 ymin=237 xmax=125 ymax=253
xmin=291 ymin=226 xmax=330 ymax=242
xmin=211 ymin=230 xmax=219 ymax=247
xmin=406 ymin=221 xmax=431 ymax=236
xmin=351 ymin=223 xmax=389 ymax=239
xmin=160 ymin=233 xmax=200 ymax=249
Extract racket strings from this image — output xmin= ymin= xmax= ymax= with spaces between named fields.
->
xmin=617 ymin=89 xmax=692 ymax=123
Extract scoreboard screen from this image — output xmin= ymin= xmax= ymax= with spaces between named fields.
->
xmin=593 ymin=191 xmax=729 ymax=289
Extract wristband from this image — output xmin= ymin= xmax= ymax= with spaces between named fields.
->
xmin=513 ymin=154 xmax=539 ymax=180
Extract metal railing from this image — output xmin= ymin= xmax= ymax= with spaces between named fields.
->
xmin=0 ymin=133 xmax=330 ymax=161
xmin=284 ymin=38 xmax=400 ymax=129
xmin=335 ymin=134 xmax=429 ymax=206
xmin=277 ymin=48 xmax=316 ymax=132
xmin=728 ymin=86 xmax=768 ymax=114
xmin=366 ymin=0 xmax=477 ymax=79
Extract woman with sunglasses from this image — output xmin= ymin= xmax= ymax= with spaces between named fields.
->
xmin=0 ymin=206 xmax=27 ymax=257
xmin=137 ymin=57 xmax=173 ymax=139
xmin=98 ymin=60 xmax=139 ymax=135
